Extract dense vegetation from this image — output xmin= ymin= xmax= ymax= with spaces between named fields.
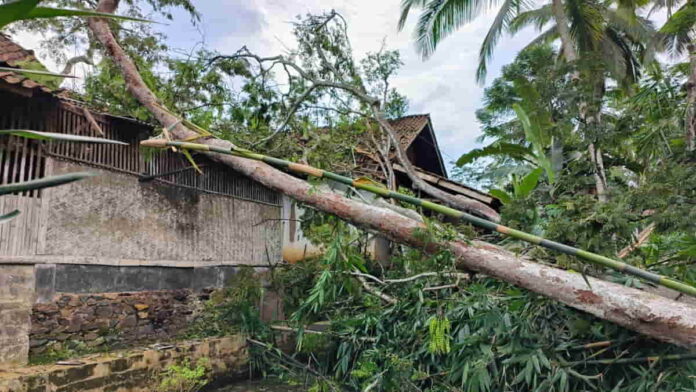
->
xmin=5 ymin=0 xmax=696 ymax=390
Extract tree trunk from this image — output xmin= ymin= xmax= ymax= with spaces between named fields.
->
xmin=88 ymin=1 xmax=696 ymax=347
xmin=588 ymin=142 xmax=608 ymax=202
xmin=685 ymin=43 xmax=696 ymax=152
xmin=550 ymin=0 xmax=610 ymax=200
xmin=551 ymin=0 xmax=578 ymax=63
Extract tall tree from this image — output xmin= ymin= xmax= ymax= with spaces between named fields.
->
xmin=399 ymin=0 xmax=654 ymax=201
xmin=658 ymin=0 xmax=696 ymax=150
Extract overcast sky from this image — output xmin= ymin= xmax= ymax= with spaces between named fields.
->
xmin=17 ymin=1 xmax=540 ymax=170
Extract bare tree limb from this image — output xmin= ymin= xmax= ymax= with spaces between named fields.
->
xmin=61 ymin=55 xmax=93 ymax=75
xmin=354 ymin=273 xmax=397 ymax=304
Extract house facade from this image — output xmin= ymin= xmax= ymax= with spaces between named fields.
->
xmin=0 ymin=35 xmax=284 ymax=366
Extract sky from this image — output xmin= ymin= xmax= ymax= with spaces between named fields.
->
xmin=16 ymin=0 xmax=540 ymax=170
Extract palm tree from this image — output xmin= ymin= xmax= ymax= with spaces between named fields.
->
xmin=399 ymin=0 xmax=655 ymax=201
xmin=657 ymin=0 xmax=696 ymax=151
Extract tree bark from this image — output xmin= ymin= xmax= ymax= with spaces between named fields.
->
xmin=551 ymin=0 xmax=578 ymax=63
xmin=550 ymin=0 xmax=609 ymax=201
xmin=588 ymin=142 xmax=608 ymax=202
xmin=88 ymin=1 xmax=696 ymax=347
xmin=685 ymin=43 xmax=696 ymax=152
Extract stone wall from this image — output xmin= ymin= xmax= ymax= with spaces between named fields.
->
xmin=0 ymin=265 xmax=34 ymax=366
xmin=0 ymin=336 xmax=248 ymax=392
xmin=29 ymin=290 xmax=208 ymax=357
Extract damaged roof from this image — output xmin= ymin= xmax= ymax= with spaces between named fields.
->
xmin=0 ymin=33 xmax=61 ymax=96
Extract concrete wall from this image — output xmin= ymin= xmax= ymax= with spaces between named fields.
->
xmin=0 ymin=266 xmax=34 ymax=366
xmin=0 ymin=159 xmax=284 ymax=367
xmin=42 ymin=160 xmax=281 ymax=265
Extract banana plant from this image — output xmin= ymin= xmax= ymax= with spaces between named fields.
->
xmin=488 ymin=167 xmax=544 ymax=205
xmin=0 ymin=0 xmax=150 ymax=30
xmin=0 ymin=130 xmax=127 ymax=223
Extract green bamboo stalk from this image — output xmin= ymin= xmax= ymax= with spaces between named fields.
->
xmin=566 ymin=353 xmax=696 ymax=367
xmin=140 ymin=139 xmax=696 ymax=298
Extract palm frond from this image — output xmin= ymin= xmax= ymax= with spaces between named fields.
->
xmin=415 ymin=0 xmax=496 ymax=58
xmin=601 ymin=27 xmax=642 ymax=85
xmin=399 ymin=0 xmax=429 ymax=31
xmin=566 ymin=0 xmax=605 ymax=54
xmin=519 ymin=25 xmax=560 ymax=52
xmin=477 ymin=0 xmax=536 ymax=83
xmin=659 ymin=2 xmax=696 ymax=58
xmin=509 ymin=4 xmax=553 ymax=35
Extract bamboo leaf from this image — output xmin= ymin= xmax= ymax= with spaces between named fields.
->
xmin=181 ymin=149 xmax=203 ymax=175
xmin=0 ymin=0 xmax=41 ymax=29
xmin=0 ymin=172 xmax=96 ymax=196
xmin=0 ymin=0 xmax=153 ymax=29
xmin=22 ymin=7 xmax=153 ymax=23
xmin=0 ymin=130 xmax=128 ymax=145
xmin=0 ymin=66 xmax=77 ymax=79
xmin=0 ymin=209 xmax=21 ymax=224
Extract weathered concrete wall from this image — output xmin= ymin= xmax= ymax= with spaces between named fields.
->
xmin=34 ymin=264 xmax=239 ymax=302
xmin=0 ymin=265 xmax=34 ymax=366
xmin=42 ymin=160 xmax=281 ymax=265
xmin=30 ymin=290 xmax=208 ymax=357
xmin=0 ymin=336 xmax=248 ymax=392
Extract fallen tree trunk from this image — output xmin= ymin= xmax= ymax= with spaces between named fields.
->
xmin=88 ymin=1 xmax=696 ymax=347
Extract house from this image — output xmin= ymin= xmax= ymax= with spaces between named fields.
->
xmin=0 ymin=34 xmax=284 ymax=366
xmin=281 ymin=114 xmax=500 ymax=263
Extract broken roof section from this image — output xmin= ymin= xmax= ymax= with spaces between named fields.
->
xmin=0 ymin=33 xmax=62 ymax=96
xmin=356 ymin=113 xmax=499 ymax=210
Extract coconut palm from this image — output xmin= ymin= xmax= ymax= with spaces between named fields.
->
xmin=399 ymin=0 xmax=652 ymax=84
xmin=657 ymin=0 xmax=696 ymax=150
xmin=399 ymin=0 xmax=655 ymax=201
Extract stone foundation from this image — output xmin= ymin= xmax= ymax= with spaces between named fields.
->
xmin=30 ymin=290 xmax=208 ymax=357
xmin=0 ymin=336 xmax=248 ymax=392
xmin=0 ymin=266 xmax=35 ymax=366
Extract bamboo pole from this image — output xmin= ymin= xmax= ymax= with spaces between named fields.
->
xmin=140 ymin=138 xmax=696 ymax=298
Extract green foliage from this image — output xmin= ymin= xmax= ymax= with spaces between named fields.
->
xmin=455 ymin=142 xmax=533 ymax=167
xmin=186 ymin=268 xmax=266 ymax=338
xmin=156 ymin=358 xmax=210 ymax=392
xmin=0 ymin=0 xmax=150 ymax=30
xmin=427 ymin=315 xmax=451 ymax=354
